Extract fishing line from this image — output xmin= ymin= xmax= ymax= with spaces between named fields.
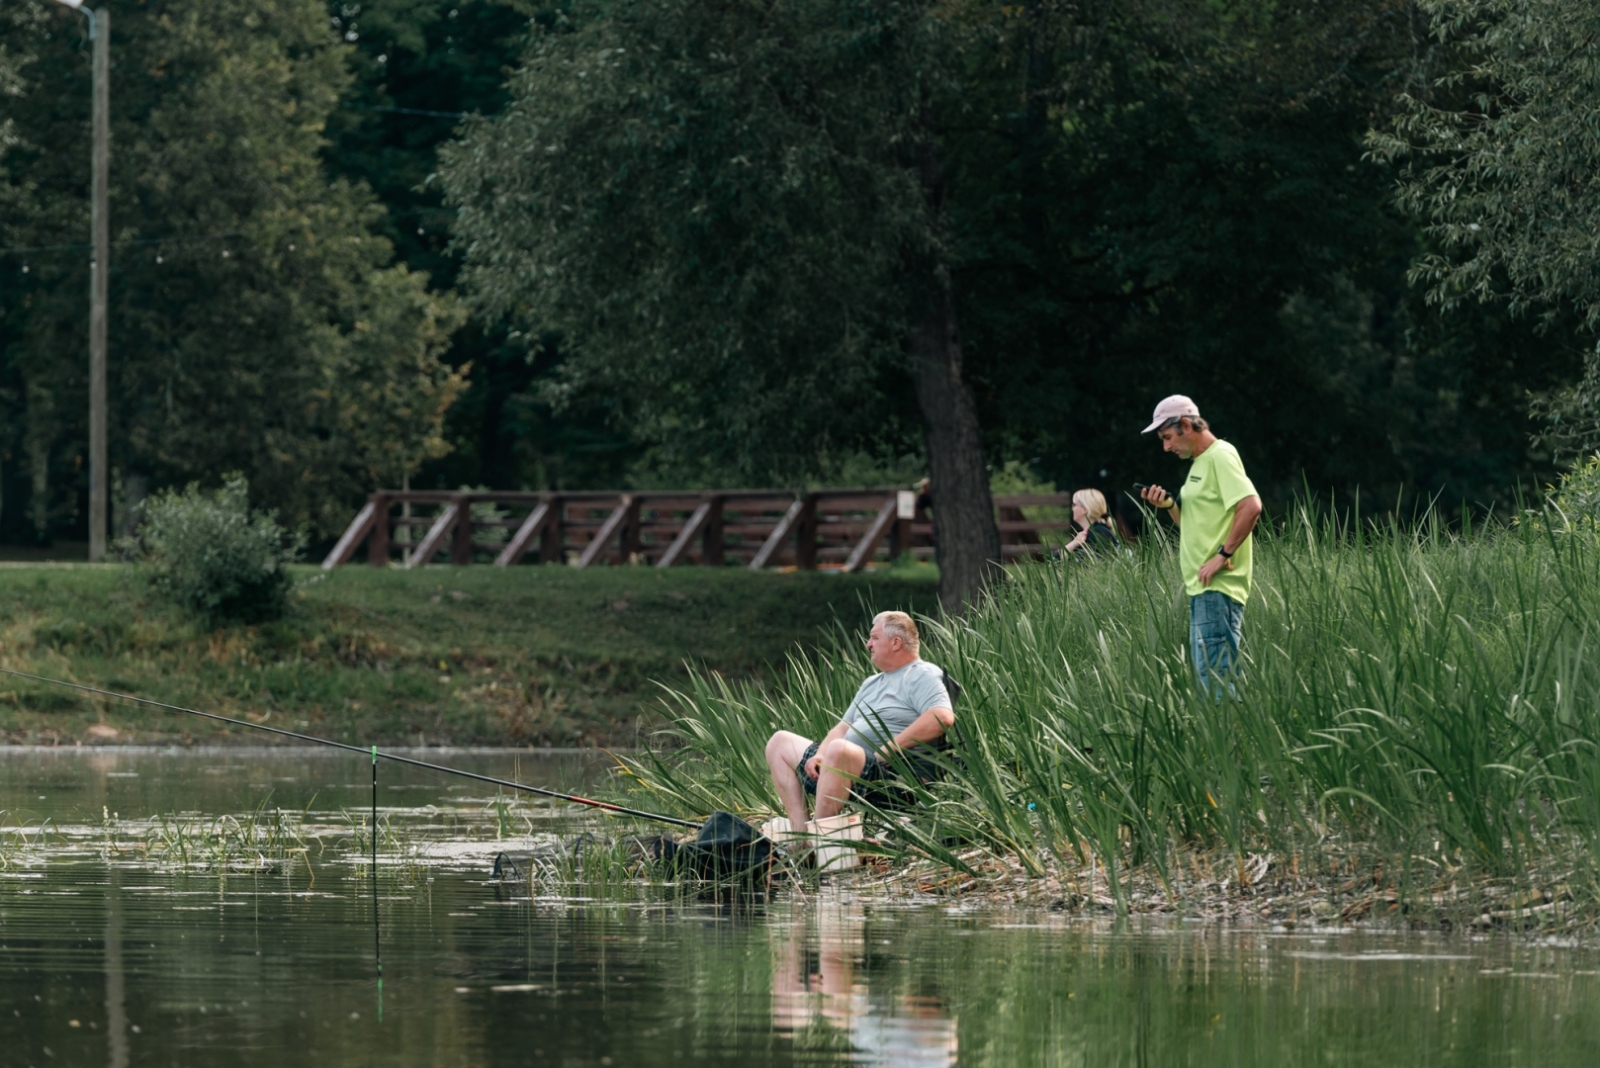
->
xmin=0 ymin=667 xmax=700 ymax=829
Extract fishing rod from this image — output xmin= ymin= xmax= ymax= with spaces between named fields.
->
xmin=0 ymin=667 xmax=701 ymax=830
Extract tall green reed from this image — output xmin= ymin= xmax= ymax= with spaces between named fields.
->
xmin=625 ymin=507 xmax=1600 ymax=909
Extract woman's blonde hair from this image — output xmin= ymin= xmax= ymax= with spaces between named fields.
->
xmin=1072 ymin=488 xmax=1110 ymax=525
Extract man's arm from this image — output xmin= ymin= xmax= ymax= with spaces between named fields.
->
xmin=882 ymin=706 xmax=954 ymax=756
xmin=1196 ymin=494 xmax=1263 ymax=586
xmin=1223 ymin=495 xmax=1262 ymax=552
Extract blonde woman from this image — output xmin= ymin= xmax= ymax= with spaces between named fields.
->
xmin=1062 ymin=489 xmax=1120 ymax=555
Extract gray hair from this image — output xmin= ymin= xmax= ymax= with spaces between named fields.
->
xmin=873 ymin=610 xmax=920 ymax=655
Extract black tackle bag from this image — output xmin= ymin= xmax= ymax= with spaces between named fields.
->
xmin=646 ymin=810 xmax=774 ymax=881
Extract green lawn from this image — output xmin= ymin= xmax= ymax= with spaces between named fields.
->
xmin=0 ymin=563 xmax=938 ymax=746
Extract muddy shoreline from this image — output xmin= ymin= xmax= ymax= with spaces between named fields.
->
xmin=820 ymin=847 xmax=1594 ymax=936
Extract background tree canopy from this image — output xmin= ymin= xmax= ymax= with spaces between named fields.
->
xmin=1 ymin=0 xmax=1592 ymax=553
xmin=0 ymin=0 xmax=461 ymax=542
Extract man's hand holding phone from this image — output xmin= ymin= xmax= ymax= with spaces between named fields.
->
xmin=1134 ymin=482 xmax=1174 ymax=510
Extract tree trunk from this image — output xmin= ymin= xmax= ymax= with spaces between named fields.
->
xmin=907 ymin=105 xmax=1002 ymax=616
xmin=909 ymin=276 xmax=1002 ymax=615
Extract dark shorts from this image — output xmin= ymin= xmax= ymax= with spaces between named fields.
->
xmin=796 ymin=740 xmax=889 ymax=796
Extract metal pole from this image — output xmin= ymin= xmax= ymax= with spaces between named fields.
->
xmin=88 ymin=8 xmax=109 ymax=562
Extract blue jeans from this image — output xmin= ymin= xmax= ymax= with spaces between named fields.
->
xmin=1190 ymin=591 xmax=1244 ymax=697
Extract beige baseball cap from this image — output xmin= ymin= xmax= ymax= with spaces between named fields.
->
xmin=1142 ymin=394 xmax=1201 ymax=434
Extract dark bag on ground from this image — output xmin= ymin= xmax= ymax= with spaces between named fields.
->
xmin=644 ymin=810 xmax=774 ymax=881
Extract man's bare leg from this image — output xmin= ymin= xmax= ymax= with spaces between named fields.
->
xmin=765 ymin=730 xmax=814 ymax=830
xmin=813 ymin=738 xmax=867 ymax=820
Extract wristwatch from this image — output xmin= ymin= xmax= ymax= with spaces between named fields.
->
xmin=1216 ymin=546 xmax=1233 ymax=559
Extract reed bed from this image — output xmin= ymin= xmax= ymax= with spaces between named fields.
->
xmin=623 ymin=509 xmax=1600 ymax=929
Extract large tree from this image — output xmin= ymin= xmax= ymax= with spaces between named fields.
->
xmin=0 ymin=0 xmax=463 ymax=541
xmin=439 ymin=0 xmax=1001 ymax=611
xmin=942 ymin=0 xmax=1575 ymax=511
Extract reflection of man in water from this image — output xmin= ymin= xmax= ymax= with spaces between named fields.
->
xmin=770 ymin=906 xmax=958 ymax=1068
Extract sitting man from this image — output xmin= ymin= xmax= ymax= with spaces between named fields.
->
xmin=765 ymin=611 xmax=955 ymax=831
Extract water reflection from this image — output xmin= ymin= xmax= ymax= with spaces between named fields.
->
xmin=772 ymin=902 xmax=957 ymax=1067
xmin=3 ymin=749 xmax=1600 ymax=1067
xmin=104 ymin=871 xmax=128 ymax=1068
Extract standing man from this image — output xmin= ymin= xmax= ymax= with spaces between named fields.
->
xmin=1139 ymin=396 xmax=1262 ymax=695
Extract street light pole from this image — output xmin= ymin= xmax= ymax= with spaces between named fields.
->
xmin=54 ymin=1 xmax=109 ymax=562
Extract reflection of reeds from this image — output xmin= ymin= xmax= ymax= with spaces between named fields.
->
xmin=624 ymin=506 xmax=1600 ymax=926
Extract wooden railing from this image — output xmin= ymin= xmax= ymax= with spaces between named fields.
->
xmin=321 ymin=489 xmax=1076 ymax=570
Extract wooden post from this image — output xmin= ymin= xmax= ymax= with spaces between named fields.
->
xmin=87 ymin=9 xmax=110 ymax=561
xmin=890 ymin=489 xmax=916 ymax=560
xmin=998 ymin=505 xmax=1041 ymax=547
xmin=398 ymin=473 xmax=412 ymax=564
xmin=621 ymin=496 xmax=642 ymax=563
xmin=368 ymin=494 xmax=390 ymax=567
xmin=702 ymin=495 xmax=725 ymax=567
xmin=541 ymin=495 xmax=564 ymax=564
xmin=450 ymin=493 xmax=474 ymax=564
xmin=795 ymin=494 xmax=818 ymax=570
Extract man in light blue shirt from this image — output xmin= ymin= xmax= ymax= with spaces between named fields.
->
xmin=765 ymin=611 xmax=955 ymax=830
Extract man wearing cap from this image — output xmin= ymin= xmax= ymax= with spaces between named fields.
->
xmin=1139 ymin=396 xmax=1262 ymax=695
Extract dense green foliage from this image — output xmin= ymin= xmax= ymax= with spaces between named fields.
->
xmin=1375 ymin=0 xmax=1600 ymax=468
xmin=1539 ymin=453 xmax=1600 ymax=530
xmin=0 ymin=0 xmax=461 ymax=543
xmin=436 ymin=0 xmax=1580 ymax=511
xmin=1375 ymin=0 xmax=1600 ymax=328
xmin=125 ymin=475 xmax=305 ymax=624
xmin=941 ymin=0 xmax=1577 ymax=509
xmin=438 ymin=0 xmax=935 ymax=483
xmin=0 ymin=563 xmax=938 ymax=745
xmin=320 ymin=1 xmax=641 ymax=490
xmin=4 ymin=0 xmax=1595 ymax=548
xmin=629 ymin=516 xmax=1600 ymax=905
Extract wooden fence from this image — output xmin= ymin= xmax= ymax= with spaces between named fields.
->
xmin=321 ymin=489 xmax=1077 ymax=571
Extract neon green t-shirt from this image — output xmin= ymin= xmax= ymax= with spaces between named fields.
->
xmin=1177 ymin=439 xmax=1258 ymax=605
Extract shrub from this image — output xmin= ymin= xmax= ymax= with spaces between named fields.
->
xmin=124 ymin=475 xmax=305 ymax=625
xmin=1541 ymin=453 xmax=1600 ymax=531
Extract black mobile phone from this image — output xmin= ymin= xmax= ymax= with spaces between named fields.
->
xmin=1132 ymin=482 xmax=1151 ymax=491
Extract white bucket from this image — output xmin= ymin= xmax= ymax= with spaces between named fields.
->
xmin=760 ymin=813 xmax=864 ymax=870
xmin=808 ymin=813 xmax=864 ymax=871
xmin=760 ymin=816 xmax=801 ymax=844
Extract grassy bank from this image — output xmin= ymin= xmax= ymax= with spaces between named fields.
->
xmin=626 ymin=514 xmax=1600 ymax=930
xmin=0 ymin=563 xmax=937 ymax=746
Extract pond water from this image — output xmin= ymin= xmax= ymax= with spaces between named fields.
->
xmin=2 ymin=748 xmax=1597 ymax=1067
